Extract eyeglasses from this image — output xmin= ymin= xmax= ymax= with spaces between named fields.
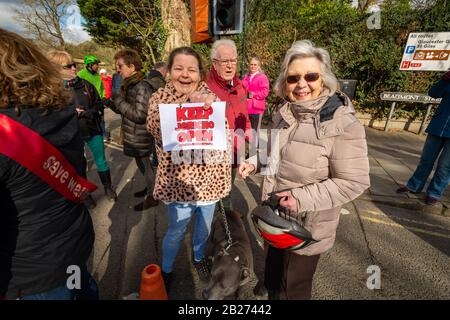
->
xmin=62 ymin=63 xmax=76 ymax=69
xmin=214 ymin=58 xmax=238 ymax=66
xmin=286 ymin=73 xmax=321 ymax=84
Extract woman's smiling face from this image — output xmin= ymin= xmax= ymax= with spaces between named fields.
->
xmin=170 ymin=53 xmax=201 ymax=95
xmin=286 ymin=57 xmax=323 ymax=102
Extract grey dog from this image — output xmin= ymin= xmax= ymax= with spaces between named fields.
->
xmin=203 ymin=209 xmax=258 ymax=300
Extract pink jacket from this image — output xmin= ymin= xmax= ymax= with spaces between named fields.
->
xmin=242 ymin=72 xmax=270 ymax=115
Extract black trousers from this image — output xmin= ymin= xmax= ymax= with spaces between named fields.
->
xmin=264 ymin=246 xmax=320 ymax=300
xmin=249 ymin=114 xmax=262 ymax=132
xmin=134 ymin=156 xmax=155 ymax=196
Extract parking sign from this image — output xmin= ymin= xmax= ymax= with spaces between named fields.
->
xmin=405 ymin=46 xmax=415 ymax=54
xmin=400 ymin=32 xmax=450 ymax=71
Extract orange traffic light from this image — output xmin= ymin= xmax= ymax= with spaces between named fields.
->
xmin=191 ymin=0 xmax=212 ymax=44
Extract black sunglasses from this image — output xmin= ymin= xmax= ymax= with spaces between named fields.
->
xmin=286 ymin=72 xmax=321 ymax=84
xmin=62 ymin=63 xmax=77 ymax=69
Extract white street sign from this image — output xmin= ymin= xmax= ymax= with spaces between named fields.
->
xmin=400 ymin=32 xmax=450 ymax=71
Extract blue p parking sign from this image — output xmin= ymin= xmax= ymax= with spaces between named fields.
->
xmin=406 ymin=46 xmax=415 ymax=54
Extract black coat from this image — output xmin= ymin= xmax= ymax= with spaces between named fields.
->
xmin=70 ymin=77 xmax=104 ymax=139
xmin=111 ymin=78 xmax=155 ymax=157
xmin=0 ymin=104 xmax=94 ymax=299
xmin=147 ymin=69 xmax=166 ymax=91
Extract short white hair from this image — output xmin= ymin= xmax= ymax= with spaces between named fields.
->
xmin=210 ymin=39 xmax=238 ymax=60
xmin=274 ymin=40 xmax=338 ymax=99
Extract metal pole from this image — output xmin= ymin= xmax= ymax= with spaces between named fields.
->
xmin=240 ymin=0 xmax=247 ymax=78
xmin=385 ymin=101 xmax=396 ymax=132
xmin=419 ymin=104 xmax=433 ymax=135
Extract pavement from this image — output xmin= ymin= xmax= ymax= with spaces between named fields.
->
xmin=83 ymin=109 xmax=450 ymax=300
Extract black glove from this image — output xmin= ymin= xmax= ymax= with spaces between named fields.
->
xmin=102 ymin=98 xmax=113 ymax=108
xmin=263 ymin=193 xmax=299 ymax=222
xmin=442 ymin=70 xmax=450 ymax=82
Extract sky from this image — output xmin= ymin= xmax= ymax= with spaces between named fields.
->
xmin=0 ymin=0 xmax=91 ymax=44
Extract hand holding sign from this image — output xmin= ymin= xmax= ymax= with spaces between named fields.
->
xmin=189 ymin=91 xmax=216 ymax=110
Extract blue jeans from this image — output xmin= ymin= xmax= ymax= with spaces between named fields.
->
xmin=162 ymin=202 xmax=216 ymax=273
xmin=406 ymin=134 xmax=450 ymax=199
xmin=19 ymin=266 xmax=98 ymax=300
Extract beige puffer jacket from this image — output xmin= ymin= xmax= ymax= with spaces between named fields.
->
xmin=261 ymin=91 xmax=370 ymax=256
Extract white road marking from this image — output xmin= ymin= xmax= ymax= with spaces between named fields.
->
xmin=364 ymin=209 xmax=450 ymax=232
xmin=361 ymin=216 xmax=450 ymax=239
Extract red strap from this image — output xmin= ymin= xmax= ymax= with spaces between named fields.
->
xmin=0 ymin=113 xmax=97 ymax=203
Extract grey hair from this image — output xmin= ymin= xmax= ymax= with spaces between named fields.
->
xmin=210 ymin=39 xmax=238 ymax=60
xmin=249 ymin=56 xmax=261 ymax=64
xmin=153 ymin=61 xmax=167 ymax=70
xmin=274 ymin=40 xmax=338 ymax=99
xmin=249 ymin=56 xmax=264 ymax=73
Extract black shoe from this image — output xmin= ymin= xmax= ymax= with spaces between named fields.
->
xmin=193 ymin=258 xmax=211 ymax=282
xmin=134 ymin=195 xmax=159 ymax=211
xmin=396 ymin=186 xmax=420 ymax=194
xmin=425 ymin=195 xmax=439 ymax=205
xmin=162 ymin=272 xmax=172 ymax=293
xmin=396 ymin=186 xmax=412 ymax=194
xmin=98 ymin=170 xmax=117 ymax=201
xmin=84 ymin=195 xmax=96 ymax=209
xmin=104 ymin=186 xmax=117 ymax=201
xmin=134 ymin=188 xmax=148 ymax=198
xmin=267 ymin=289 xmax=280 ymax=300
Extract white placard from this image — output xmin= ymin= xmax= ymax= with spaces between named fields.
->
xmin=159 ymin=102 xmax=227 ymax=152
xmin=400 ymin=32 xmax=450 ymax=71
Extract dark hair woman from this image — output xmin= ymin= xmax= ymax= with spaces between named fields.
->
xmin=146 ymin=46 xmax=231 ymax=293
xmin=110 ymin=48 xmax=159 ymax=211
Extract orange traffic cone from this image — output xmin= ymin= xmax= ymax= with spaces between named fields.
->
xmin=139 ymin=264 xmax=168 ymax=300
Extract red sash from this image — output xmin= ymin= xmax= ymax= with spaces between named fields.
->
xmin=0 ymin=113 xmax=97 ymax=202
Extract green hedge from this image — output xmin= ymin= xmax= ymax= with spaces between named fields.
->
xmin=218 ymin=0 xmax=449 ymax=121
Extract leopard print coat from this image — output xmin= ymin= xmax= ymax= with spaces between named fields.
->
xmin=146 ymin=81 xmax=232 ymax=202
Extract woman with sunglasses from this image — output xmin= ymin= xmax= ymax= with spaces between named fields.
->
xmin=47 ymin=50 xmax=117 ymax=209
xmin=238 ymin=40 xmax=370 ymax=299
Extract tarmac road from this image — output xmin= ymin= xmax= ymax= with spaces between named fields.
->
xmin=83 ymin=109 xmax=449 ymax=300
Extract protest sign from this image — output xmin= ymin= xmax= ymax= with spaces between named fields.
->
xmin=159 ymin=102 xmax=226 ymax=152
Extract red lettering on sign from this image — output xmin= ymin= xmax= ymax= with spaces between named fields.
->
xmin=176 ymin=130 xmax=213 ymax=143
xmin=176 ymin=106 xmax=214 ymax=121
xmin=202 ymin=130 xmax=213 ymax=141
xmin=176 ymin=121 xmax=216 ymax=130
xmin=176 ymin=107 xmax=188 ymax=121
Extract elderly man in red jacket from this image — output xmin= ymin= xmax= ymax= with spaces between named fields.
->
xmin=207 ymin=39 xmax=252 ymax=213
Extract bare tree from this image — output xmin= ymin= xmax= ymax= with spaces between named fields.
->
xmin=410 ymin=0 xmax=438 ymax=9
xmin=15 ymin=0 xmax=71 ymax=48
xmin=97 ymin=0 xmax=162 ymax=66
